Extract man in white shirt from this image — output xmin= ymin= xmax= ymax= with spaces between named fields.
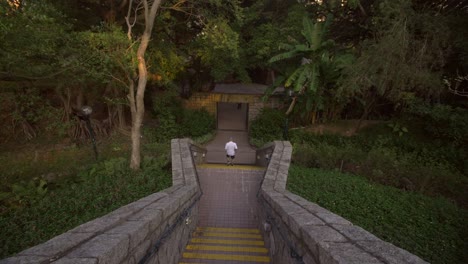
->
xmin=225 ymin=137 xmax=238 ymax=166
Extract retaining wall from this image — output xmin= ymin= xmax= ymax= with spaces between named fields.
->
xmin=1 ymin=138 xmax=202 ymax=264
xmin=256 ymin=141 xmax=428 ymax=264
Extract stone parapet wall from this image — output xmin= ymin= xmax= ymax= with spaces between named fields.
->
xmin=257 ymin=141 xmax=428 ymax=264
xmin=182 ymin=92 xmax=282 ymax=123
xmin=1 ymin=138 xmax=202 ymax=264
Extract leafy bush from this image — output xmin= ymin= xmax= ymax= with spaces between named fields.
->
xmin=249 ymin=108 xmax=286 ymax=147
xmin=154 ymin=111 xmax=181 ymax=142
xmin=181 ymin=108 xmax=215 ymax=138
xmin=287 ymin=165 xmax=468 ymax=264
xmin=151 ymin=92 xmax=215 ymax=142
xmin=405 ymin=100 xmax=468 ymax=146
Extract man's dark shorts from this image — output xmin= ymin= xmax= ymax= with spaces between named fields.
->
xmin=226 ymin=155 xmax=235 ymax=159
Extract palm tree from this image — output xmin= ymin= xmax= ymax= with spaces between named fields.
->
xmin=269 ymin=15 xmax=354 ymax=119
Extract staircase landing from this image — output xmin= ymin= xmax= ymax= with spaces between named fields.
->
xmin=205 ymin=131 xmax=256 ymax=165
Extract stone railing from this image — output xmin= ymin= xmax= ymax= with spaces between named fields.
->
xmin=1 ymin=138 xmax=203 ymax=264
xmin=256 ymin=141 xmax=428 ymax=264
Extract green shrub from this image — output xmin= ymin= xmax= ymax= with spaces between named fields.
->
xmin=151 ymin=92 xmax=215 ymax=142
xmin=249 ymin=108 xmax=286 ymax=147
xmin=290 ymin=127 xmax=468 ymax=208
xmin=405 ymin=100 xmax=468 ymax=146
xmin=287 ymin=165 xmax=468 ymax=264
xmin=154 ymin=111 xmax=181 ymax=142
xmin=181 ymin=108 xmax=215 ymax=138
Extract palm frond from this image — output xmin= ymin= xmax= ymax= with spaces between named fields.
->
xmin=301 ymin=16 xmax=315 ymax=45
xmin=310 ymin=22 xmax=323 ymax=51
xmin=294 ymin=44 xmax=311 ymax=52
xmin=293 ymin=67 xmax=309 ymax=92
xmin=308 ymin=65 xmax=320 ymax=93
xmin=269 ymin=50 xmax=299 ymax=63
xmin=262 ymin=75 xmax=286 ymax=101
xmin=285 ymin=66 xmax=304 ymax=87
xmin=278 ymin=43 xmax=294 ymax=51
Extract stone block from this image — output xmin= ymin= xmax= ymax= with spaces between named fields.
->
xmin=261 ymin=189 xmax=284 ymax=206
xmin=0 ymin=256 xmax=50 ymax=264
xmin=318 ymin=242 xmax=383 ymax=264
xmin=51 ymin=258 xmax=98 ymax=264
xmin=147 ymin=198 xmax=180 ymax=219
xmin=16 ymin=232 xmax=94 ymax=258
xmin=284 ymin=191 xmax=309 ymax=205
xmin=288 ymin=211 xmax=325 ymax=238
xmin=106 ymin=202 xmax=148 ymax=220
xmin=273 ymin=179 xmax=287 ymax=191
xmin=302 ymin=253 xmax=319 ymax=264
xmin=161 ymin=185 xmax=183 ymax=196
xmin=331 ymin=224 xmax=379 ymax=242
xmin=298 ymin=201 xmax=330 ymax=215
xmin=137 ymin=192 xmax=168 ymax=204
xmin=261 ymin=179 xmax=275 ymax=190
xmin=127 ymin=208 xmax=163 ymax=232
xmin=129 ymin=239 xmax=150 ymax=264
xmin=272 ymin=196 xmax=304 ymax=224
xmin=69 ymin=216 xmax=122 ymax=234
xmin=105 ymin=220 xmax=149 ymax=250
xmin=357 ymin=240 xmax=429 ymax=264
xmin=264 ymin=170 xmax=277 ymax=180
xmin=172 ymin=177 xmax=184 ymax=186
xmin=67 ymin=234 xmax=129 ymax=264
xmin=301 ymin=225 xmax=347 ymax=257
xmin=315 ymin=212 xmax=352 ymax=226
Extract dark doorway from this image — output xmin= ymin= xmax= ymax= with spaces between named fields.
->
xmin=217 ymin=102 xmax=248 ymax=131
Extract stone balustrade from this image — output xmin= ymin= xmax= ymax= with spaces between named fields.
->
xmin=256 ymin=141 xmax=428 ymax=264
xmin=1 ymin=138 xmax=202 ymax=264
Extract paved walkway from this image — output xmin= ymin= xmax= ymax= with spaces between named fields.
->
xmin=205 ymin=131 xmax=256 ymax=165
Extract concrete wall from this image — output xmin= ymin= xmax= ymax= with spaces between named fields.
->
xmin=182 ymin=92 xmax=282 ymax=125
xmin=1 ymin=139 xmax=202 ymax=264
xmin=256 ymin=141 xmax=428 ymax=264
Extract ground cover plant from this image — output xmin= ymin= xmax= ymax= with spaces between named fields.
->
xmin=287 ymin=165 xmax=468 ymax=264
xmin=0 ymin=136 xmax=172 ymax=259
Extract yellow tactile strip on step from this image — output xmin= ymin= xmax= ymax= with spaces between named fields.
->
xmin=196 ymin=227 xmax=260 ymax=234
xmin=183 ymin=252 xmax=270 ymax=263
xmin=197 ymin=164 xmax=265 ymax=170
xmin=186 ymin=244 xmax=268 ymax=253
xmin=193 ymin=231 xmax=262 ymax=239
xmin=182 ymin=227 xmax=270 ymax=263
xmin=190 ymin=238 xmax=265 ymax=246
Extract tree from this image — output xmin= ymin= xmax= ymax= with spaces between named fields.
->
xmin=337 ymin=0 xmax=451 ymax=129
xmin=125 ymin=0 xmax=164 ymax=170
xmin=268 ymin=14 xmax=354 ymax=124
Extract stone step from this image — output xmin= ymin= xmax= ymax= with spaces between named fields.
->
xmin=179 ymin=227 xmax=270 ymax=264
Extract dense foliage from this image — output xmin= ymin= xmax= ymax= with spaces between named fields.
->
xmin=0 ymin=142 xmax=172 ymax=258
xmin=249 ymin=108 xmax=286 ymax=147
xmin=287 ymin=166 xmax=467 ymax=264
xmin=289 ymin=122 xmax=467 ymax=208
xmin=149 ymin=91 xmax=215 ymax=142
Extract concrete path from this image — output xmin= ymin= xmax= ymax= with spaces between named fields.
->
xmin=204 ymin=130 xmax=256 ymax=165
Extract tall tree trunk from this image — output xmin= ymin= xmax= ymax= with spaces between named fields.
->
xmin=127 ymin=0 xmax=163 ymax=170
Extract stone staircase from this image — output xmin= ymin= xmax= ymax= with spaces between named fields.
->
xmin=179 ymin=227 xmax=270 ymax=263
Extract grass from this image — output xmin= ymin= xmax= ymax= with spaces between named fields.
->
xmin=287 ymin=165 xmax=468 ymax=264
xmin=0 ymin=134 xmax=173 ymax=259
